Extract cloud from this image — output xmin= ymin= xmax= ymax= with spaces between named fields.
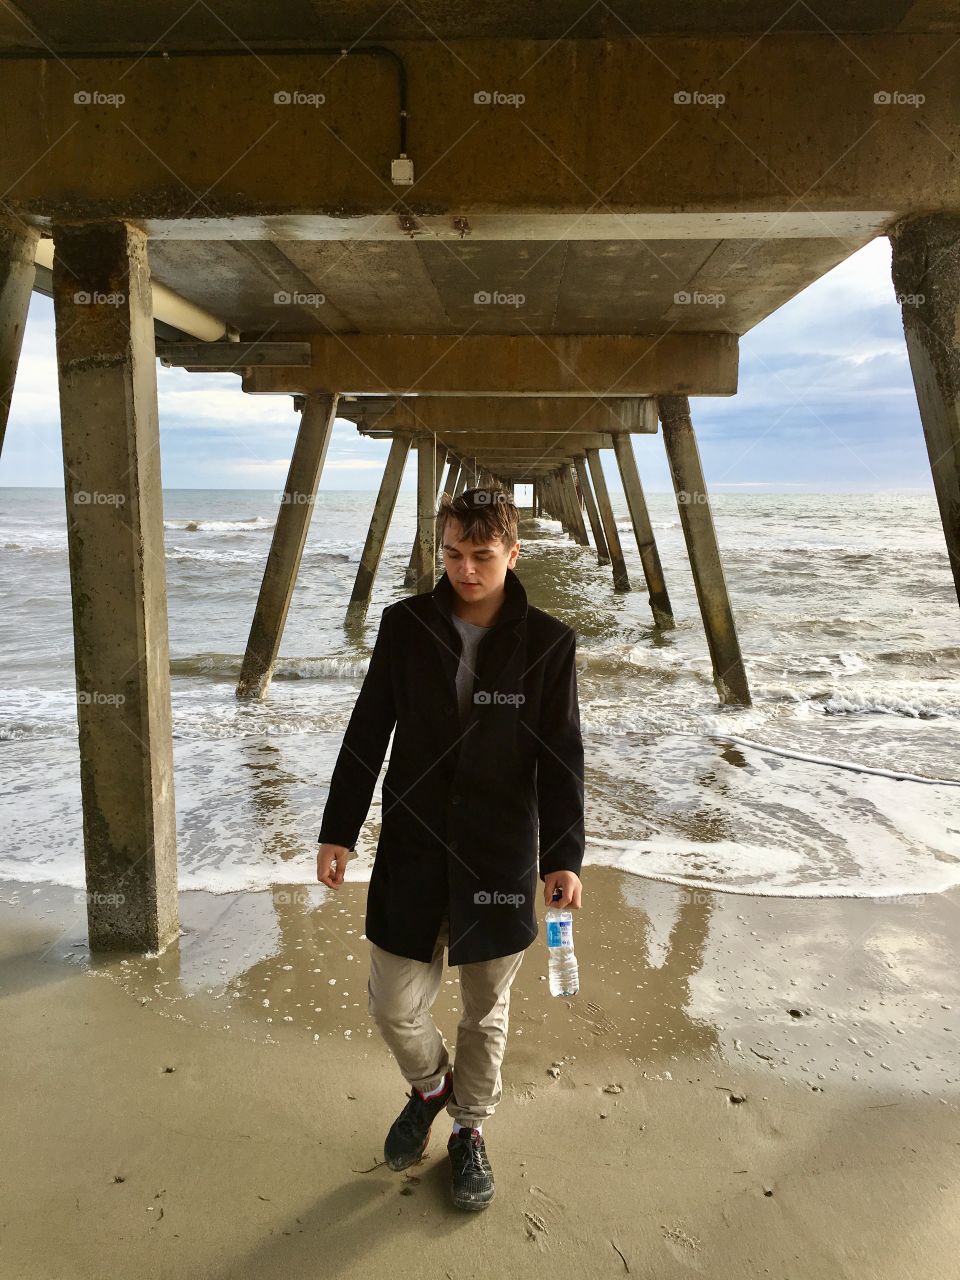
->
xmin=0 ymin=238 xmax=932 ymax=491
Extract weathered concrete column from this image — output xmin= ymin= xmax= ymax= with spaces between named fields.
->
xmin=416 ymin=435 xmax=438 ymax=593
xmin=560 ymin=463 xmax=590 ymax=545
xmin=350 ymin=434 xmax=411 ymax=609
xmin=531 ymin=481 xmax=539 ymax=518
xmin=0 ymin=215 xmax=38 ymax=457
xmin=442 ymin=456 xmax=461 ymax=500
xmin=890 ymin=214 xmax=960 ymax=610
xmin=574 ymin=454 xmax=610 ymax=564
xmin=52 ymin=220 xmax=177 ymax=953
xmin=546 ymin=473 xmax=567 ymax=532
xmin=612 ymin=433 xmax=674 ymax=628
xmin=405 ymin=441 xmax=445 ymax=586
xmin=658 ymin=395 xmax=751 ymax=706
xmin=587 ymin=449 xmax=630 ymax=591
xmin=237 ymin=393 xmax=339 ymax=699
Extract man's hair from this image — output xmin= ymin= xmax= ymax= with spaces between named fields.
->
xmin=437 ymin=486 xmax=519 ymax=549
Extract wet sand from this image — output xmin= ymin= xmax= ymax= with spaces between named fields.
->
xmin=2 ymin=866 xmax=960 ymax=1278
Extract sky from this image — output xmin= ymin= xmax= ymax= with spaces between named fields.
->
xmin=0 ymin=235 xmax=933 ymax=494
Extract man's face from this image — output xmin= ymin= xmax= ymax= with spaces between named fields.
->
xmin=441 ymin=517 xmax=520 ymax=606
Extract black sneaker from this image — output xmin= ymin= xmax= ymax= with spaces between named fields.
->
xmin=383 ymin=1071 xmax=454 ymax=1171
xmin=447 ymin=1128 xmax=495 ymax=1211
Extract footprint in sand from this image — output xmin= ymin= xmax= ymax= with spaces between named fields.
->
xmin=522 ymin=1183 xmax=564 ymax=1249
xmin=660 ymin=1222 xmax=704 ymax=1271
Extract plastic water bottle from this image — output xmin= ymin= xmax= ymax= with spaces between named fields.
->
xmin=545 ymin=888 xmax=579 ymax=997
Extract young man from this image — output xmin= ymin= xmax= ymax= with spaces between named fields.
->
xmin=317 ymin=486 xmax=584 ymax=1211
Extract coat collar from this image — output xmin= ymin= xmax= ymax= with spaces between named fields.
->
xmin=430 ymin=565 xmax=528 ymax=629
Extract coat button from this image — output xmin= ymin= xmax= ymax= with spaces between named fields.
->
xmin=451 ymin=794 xmax=462 ymax=805
xmin=449 ymin=838 xmax=459 ymax=852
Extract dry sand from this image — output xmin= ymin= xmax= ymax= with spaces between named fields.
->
xmin=2 ymin=866 xmax=960 ymax=1279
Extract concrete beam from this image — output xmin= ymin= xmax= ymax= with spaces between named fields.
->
xmin=236 ymin=393 xmax=339 ymax=699
xmin=890 ymin=214 xmax=960 ymax=612
xmin=0 ymin=215 xmax=37 ymax=456
xmin=3 ymin=40 xmax=957 ymax=223
xmin=348 ymin=397 xmax=658 ymax=435
xmin=52 ymin=220 xmax=178 ymax=954
xmin=658 ymin=394 xmax=751 ymax=706
xmin=243 ymin=334 xmax=737 ymax=397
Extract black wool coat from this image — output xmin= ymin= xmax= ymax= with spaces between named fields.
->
xmin=317 ymin=566 xmax=585 ymax=965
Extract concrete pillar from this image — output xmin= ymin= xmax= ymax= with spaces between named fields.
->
xmin=560 ymin=463 xmax=590 ymax=545
xmin=442 ymin=456 xmax=461 ymax=499
xmin=349 ymin=434 xmax=410 ymax=609
xmin=52 ymin=220 xmax=177 ymax=953
xmin=416 ymin=435 xmax=438 ymax=593
xmin=890 ymin=214 xmax=960 ymax=610
xmin=405 ymin=441 xmax=445 ymax=586
xmin=657 ymin=395 xmax=751 ymax=706
xmin=547 ymin=473 xmax=567 ymax=532
xmin=531 ymin=481 xmax=539 ymax=518
xmin=574 ymin=454 xmax=610 ymax=564
xmin=237 ymin=393 xmax=339 ymax=699
xmin=587 ymin=449 xmax=630 ymax=591
xmin=612 ymin=433 xmax=674 ymax=628
xmin=0 ymin=215 xmax=37 ymax=457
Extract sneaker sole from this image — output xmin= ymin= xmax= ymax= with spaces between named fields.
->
xmin=384 ymin=1123 xmax=432 ymax=1172
xmin=451 ymin=1187 xmax=495 ymax=1211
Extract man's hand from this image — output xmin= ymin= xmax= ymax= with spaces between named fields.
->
xmin=543 ymin=870 xmax=583 ymax=910
xmin=317 ymin=843 xmax=351 ymax=890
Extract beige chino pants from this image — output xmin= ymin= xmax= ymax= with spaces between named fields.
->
xmin=367 ymin=909 xmax=526 ymax=1128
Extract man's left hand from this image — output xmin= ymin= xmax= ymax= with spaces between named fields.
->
xmin=543 ymin=871 xmax=583 ymax=909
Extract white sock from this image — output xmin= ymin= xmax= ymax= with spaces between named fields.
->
xmin=418 ymin=1073 xmax=449 ymax=1100
xmin=451 ymin=1120 xmax=482 ymax=1135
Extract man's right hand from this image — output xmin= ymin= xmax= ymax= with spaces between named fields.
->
xmin=317 ymin=843 xmax=351 ymax=889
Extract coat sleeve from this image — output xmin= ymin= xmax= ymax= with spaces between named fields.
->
xmin=317 ymin=605 xmax=397 ymax=851
xmin=536 ymin=627 xmax=585 ymax=880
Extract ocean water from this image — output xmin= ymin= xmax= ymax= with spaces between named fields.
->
xmin=1 ymin=486 xmax=959 ymax=902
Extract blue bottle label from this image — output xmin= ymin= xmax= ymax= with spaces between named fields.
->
xmin=546 ymin=918 xmax=573 ymax=948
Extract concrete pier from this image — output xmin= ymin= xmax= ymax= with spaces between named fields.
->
xmin=237 ymin=393 xmax=339 ymax=699
xmin=657 ymin=395 xmax=751 ymax=706
xmin=575 ymin=454 xmax=611 ymax=564
xmin=890 ymin=214 xmax=960 ymax=611
xmin=0 ymin=216 xmax=37 ymax=456
xmin=349 ymin=434 xmax=411 ymax=609
xmin=51 ymin=220 xmax=178 ymax=953
xmin=612 ymin=434 xmax=674 ymax=628
xmin=587 ymin=449 xmax=630 ymax=591
xmin=416 ymin=436 xmax=438 ymax=593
